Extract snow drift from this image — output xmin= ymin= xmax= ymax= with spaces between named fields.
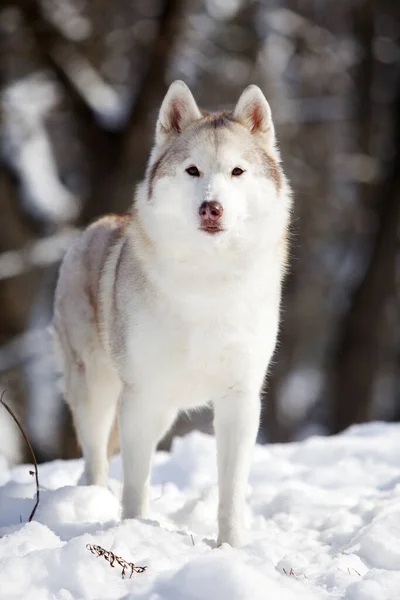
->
xmin=1 ymin=423 xmax=400 ymax=599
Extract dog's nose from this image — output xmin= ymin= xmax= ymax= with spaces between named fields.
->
xmin=199 ymin=201 xmax=223 ymax=222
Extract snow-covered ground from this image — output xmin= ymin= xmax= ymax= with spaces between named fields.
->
xmin=1 ymin=423 xmax=400 ymax=599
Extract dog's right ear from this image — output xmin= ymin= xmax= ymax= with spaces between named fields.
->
xmin=233 ymin=85 xmax=276 ymax=152
xmin=156 ymin=81 xmax=202 ymax=145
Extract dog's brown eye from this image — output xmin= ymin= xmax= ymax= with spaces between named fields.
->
xmin=231 ymin=167 xmax=244 ymax=177
xmin=186 ymin=166 xmax=200 ymax=177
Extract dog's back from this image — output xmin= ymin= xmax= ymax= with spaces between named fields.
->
xmin=54 ymin=214 xmax=130 ymax=363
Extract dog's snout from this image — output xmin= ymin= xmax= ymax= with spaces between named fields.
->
xmin=199 ymin=201 xmax=223 ymax=222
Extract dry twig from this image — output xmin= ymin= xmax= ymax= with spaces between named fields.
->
xmin=283 ymin=567 xmax=298 ymax=578
xmin=86 ymin=544 xmax=147 ymax=578
xmin=0 ymin=389 xmax=40 ymax=521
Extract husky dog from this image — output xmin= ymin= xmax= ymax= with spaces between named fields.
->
xmin=53 ymin=81 xmax=292 ymax=547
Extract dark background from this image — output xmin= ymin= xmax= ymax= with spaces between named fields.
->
xmin=0 ymin=0 xmax=399 ymax=464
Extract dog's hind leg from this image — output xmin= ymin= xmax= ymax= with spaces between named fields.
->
xmin=66 ymin=356 xmax=122 ymax=487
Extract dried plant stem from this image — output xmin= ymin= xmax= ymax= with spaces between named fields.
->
xmin=0 ymin=389 xmax=40 ymax=521
xmin=86 ymin=544 xmax=147 ymax=578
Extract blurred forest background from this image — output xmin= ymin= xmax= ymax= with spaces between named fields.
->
xmin=0 ymin=0 xmax=399 ymax=464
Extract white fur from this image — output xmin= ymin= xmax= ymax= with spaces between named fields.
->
xmin=53 ymin=81 xmax=292 ymax=547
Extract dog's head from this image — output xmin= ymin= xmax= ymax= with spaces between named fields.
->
xmin=137 ymin=81 xmax=291 ymax=261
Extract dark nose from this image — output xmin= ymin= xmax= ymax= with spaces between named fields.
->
xmin=199 ymin=201 xmax=223 ymax=222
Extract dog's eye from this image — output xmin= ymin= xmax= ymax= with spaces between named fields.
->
xmin=231 ymin=167 xmax=244 ymax=177
xmin=186 ymin=166 xmax=200 ymax=177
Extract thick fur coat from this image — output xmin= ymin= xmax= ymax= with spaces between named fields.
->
xmin=53 ymin=81 xmax=292 ymax=547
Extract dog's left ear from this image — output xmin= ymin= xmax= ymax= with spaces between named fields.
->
xmin=233 ymin=85 xmax=275 ymax=149
xmin=156 ymin=80 xmax=202 ymax=145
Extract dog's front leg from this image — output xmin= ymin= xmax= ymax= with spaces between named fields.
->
xmin=120 ymin=385 xmax=176 ymax=520
xmin=214 ymin=388 xmax=261 ymax=547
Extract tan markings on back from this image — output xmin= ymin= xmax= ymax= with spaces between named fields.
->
xmin=112 ymin=237 xmax=128 ymax=319
xmin=84 ymin=213 xmax=132 ymax=334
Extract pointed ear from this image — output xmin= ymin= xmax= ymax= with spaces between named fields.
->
xmin=156 ymin=80 xmax=202 ymax=144
xmin=233 ymin=85 xmax=275 ymax=147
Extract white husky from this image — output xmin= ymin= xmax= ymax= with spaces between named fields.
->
xmin=53 ymin=81 xmax=292 ymax=547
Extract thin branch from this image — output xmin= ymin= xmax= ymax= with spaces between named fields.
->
xmin=0 ymin=389 xmax=40 ymax=521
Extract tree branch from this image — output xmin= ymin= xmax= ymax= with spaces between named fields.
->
xmin=0 ymin=390 xmax=40 ymax=521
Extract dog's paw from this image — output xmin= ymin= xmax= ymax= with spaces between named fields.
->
xmin=77 ymin=471 xmax=89 ymax=486
xmin=217 ymin=527 xmax=247 ymax=548
xmin=77 ymin=469 xmax=109 ymax=488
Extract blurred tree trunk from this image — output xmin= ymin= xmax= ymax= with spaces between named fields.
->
xmin=331 ymin=0 xmax=400 ymax=432
xmin=332 ymin=102 xmax=400 ymax=431
xmin=393 ymin=353 xmax=400 ymax=422
xmin=261 ymin=0 xmax=352 ymax=443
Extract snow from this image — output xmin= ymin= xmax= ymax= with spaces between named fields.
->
xmin=1 ymin=423 xmax=400 ymax=599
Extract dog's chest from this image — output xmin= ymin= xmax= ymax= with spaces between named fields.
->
xmin=125 ymin=299 xmax=253 ymax=408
